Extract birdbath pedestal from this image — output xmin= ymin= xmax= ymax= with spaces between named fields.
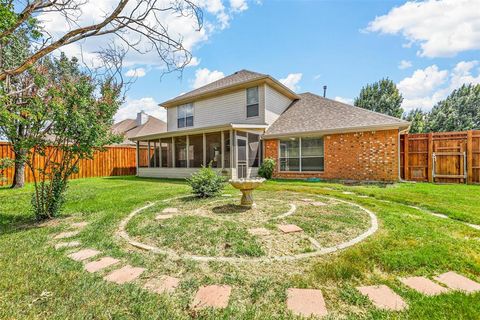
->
xmin=228 ymin=178 xmax=266 ymax=207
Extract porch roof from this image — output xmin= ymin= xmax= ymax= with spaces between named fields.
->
xmin=131 ymin=123 xmax=268 ymax=141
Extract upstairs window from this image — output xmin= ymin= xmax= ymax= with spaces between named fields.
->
xmin=177 ymin=103 xmax=194 ymax=128
xmin=246 ymin=87 xmax=259 ymax=118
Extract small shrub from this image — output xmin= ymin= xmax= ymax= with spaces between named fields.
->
xmin=31 ymin=172 xmax=68 ymax=220
xmin=0 ymin=158 xmax=14 ymax=185
xmin=187 ymin=166 xmax=226 ymax=198
xmin=258 ymin=158 xmax=276 ymax=179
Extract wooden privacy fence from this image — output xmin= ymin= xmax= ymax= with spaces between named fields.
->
xmin=0 ymin=142 xmax=137 ymax=185
xmin=400 ymin=130 xmax=480 ymax=184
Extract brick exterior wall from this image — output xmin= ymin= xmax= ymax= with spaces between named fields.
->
xmin=264 ymin=129 xmax=400 ymax=182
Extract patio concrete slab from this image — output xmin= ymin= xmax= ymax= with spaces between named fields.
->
xmin=357 ymin=285 xmax=407 ymax=311
xmin=286 ymin=288 xmax=328 ymax=317
xmin=155 ymin=214 xmax=174 ymax=220
xmin=191 ymin=285 xmax=231 ymax=310
xmin=278 ymin=224 xmax=303 ymax=234
xmin=162 ymin=208 xmax=178 ymax=214
xmin=55 ymin=241 xmax=81 ymax=250
xmin=84 ymin=257 xmax=120 ymax=273
xmin=67 ymin=249 xmax=100 ymax=262
xmin=434 ymin=271 xmax=480 ymax=293
xmin=400 ymin=276 xmax=449 ymax=296
xmin=248 ymin=227 xmax=271 ymax=236
xmin=53 ymin=231 xmax=80 ymax=239
xmin=104 ymin=265 xmax=146 ymax=284
xmin=144 ymin=276 xmax=180 ymax=294
xmin=311 ymin=201 xmax=327 ymax=206
xmin=71 ymin=222 xmax=88 ymax=229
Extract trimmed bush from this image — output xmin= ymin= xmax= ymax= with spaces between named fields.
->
xmin=187 ymin=166 xmax=226 ymax=198
xmin=258 ymin=158 xmax=276 ymax=179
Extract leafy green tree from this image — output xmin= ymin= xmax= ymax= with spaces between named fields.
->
xmin=426 ymin=84 xmax=480 ymax=132
xmin=354 ymin=78 xmax=404 ymax=118
xmin=403 ymin=108 xmax=428 ymax=133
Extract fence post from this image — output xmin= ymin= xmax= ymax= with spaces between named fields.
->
xmin=428 ymin=133 xmax=434 ymax=183
xmin=467 ymin=130 xmax=473 ymax=184
xmin=404 ymin=134 xmax=409 ymax=180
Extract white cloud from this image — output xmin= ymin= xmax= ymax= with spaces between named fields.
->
xmin=192 ymin=68 xmax=225 ymax=88
xmin=125 ymin=68 xmax=146 ymax=78
xmin=38 ymin=0 xmax=252 ymax=69
xmin=366 ymin=0 xmax=480 ymax=57
xmin=230 ymin=0 xmax=248 ymax=12
xmin=279 ymin=73 xmax=303 ymax=92
xmin=115 ymin=97 xmax=166 ymax=122
xmin=313 ymin=74 xmax=321 ymax=80
xmin=334 ymin=96 xmax=354 ymax=105
xmin=398 ymin=61 xmax=480 ymax=111
xmin=398 ymin=60 xmax=412 ymax=70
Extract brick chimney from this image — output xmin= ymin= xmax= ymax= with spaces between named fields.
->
xmin=136 ymin=111 xmax=148 ymax=126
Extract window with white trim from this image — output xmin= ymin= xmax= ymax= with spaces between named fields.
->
xmin=280 ymin=137 xmax=324 ymax=171
xmin=246 ymin=87 xmax=259 ymax=118
xmin=177 ymin=103 xmax=194 ymax=128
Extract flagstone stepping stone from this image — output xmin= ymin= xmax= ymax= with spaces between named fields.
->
xmin=311 ymin=201 xmax=327 ymax=206
xmin=155 ymin=214 xmax=174 ymax=220
xmin=191 ymin=285 xmax=231 ymax=310
xmin=71 ymin=222 xmax=88 ymax=229
xmin=84 ymin=257 xmax=120 ymax=273
xmin=144 ymin=275 xmax=180 ymax=294
xmin=162 ymin=208 xmax=178 ymax=214
xmin=55 ymin=241 xmax=81 ymax=250
xmin=400 ymin=276 xmax=449 ymax=296
xmin=278 ymin=224 xmax=303 ymax=234
xmin=286 ymin=288 xmax=328 ymax=317
xmin=53 ymin=231 xmax=80 ymax=239
xmin=248 ymin=227 xmax=271 ymax=236
xmin=104 ymin=265 xmax=146 ymax=284
xmin=434 ymin=271 xmax=480 ymax=293
xmin=357 ymin=285 xmax=407 ymax=311
xmin=68 ymin=249 xmax=101 ymax=262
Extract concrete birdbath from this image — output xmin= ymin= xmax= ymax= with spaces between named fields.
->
xmin=228 ymin=178 xmax=266 ymax=207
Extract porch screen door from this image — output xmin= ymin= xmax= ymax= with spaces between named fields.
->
xmin=237 ymin=137 xmax=247 ymax=178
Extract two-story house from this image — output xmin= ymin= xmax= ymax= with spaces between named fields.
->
xmin=132 ymin=70 xmax=410 ymax=181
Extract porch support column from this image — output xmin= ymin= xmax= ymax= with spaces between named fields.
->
xmin=147 ymin=141 xmax=151 ymax=168
xmin=172 ymin=137 xmax=176 ymax=168
xmin=221 ymin=131 xmax=225 ymax=169
xmin=135 ymin=141 xmax=139 ymax=176
xmin=203 ymin=133 xmax=207 ymax=166
xmin=159 ymin=139 xmax=162 ymax=168
xmin=186 ymin=135 xmax=190 ymax=168
xmin=230 ymin=130 xmax=234 ymax=169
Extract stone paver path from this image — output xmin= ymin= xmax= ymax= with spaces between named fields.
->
xmin=84 ymin=257 xmax=119 ymax=273
xmin=55 ymin=241 xmax=81 ymax=250
xmin=71 ymin=222 xmax=88 ymax=229
xmin=54 ymin=231 xmax=80 ymax=239
xmin=357 ymin=285 xmax=407 ymax=311
xmin=162 ymin=208 xmax=179 ymax=214
xmin=278 ymin=224 xmax=303 ymax=234
xmin=434 ymin=271 xmax=480 ymax=293
xmin=104 ymin=265 xmax=146 ymax=284
xmin=286 ymin=288 xmax=328 ymax=317
xmin=400 ymin=276 xmax=448 ymax=296
xmin=144 ymin=276 xmax=180 ymax=294
xmin=191 ymin=285 xmax=232 ymax=310
xmin=311 ymin=201 xmax=327 ymax=206
xmin=68 ymin=249 xmax=101 ymax=262
xmin=155 ymin=214 xmax=174 ymax=220
xmin=248 ymin=227 xmax=271 ymax=236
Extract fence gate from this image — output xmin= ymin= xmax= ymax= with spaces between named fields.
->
xmin=432 ymin=137 xmax=467 ymax=183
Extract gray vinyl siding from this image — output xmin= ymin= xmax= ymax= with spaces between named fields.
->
xmin=264 ymin=84 xmax=293 ymax=125
xmin=167 ymin=85 xmax=266 ymax=132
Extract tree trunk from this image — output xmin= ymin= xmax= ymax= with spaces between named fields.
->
xmin=11 ymin=150 xmax=26 ymax=189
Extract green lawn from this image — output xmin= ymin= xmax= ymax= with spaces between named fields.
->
xmin=1 ymin=176 xmax=479 ymax=319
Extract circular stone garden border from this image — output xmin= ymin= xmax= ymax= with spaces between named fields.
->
xmin=116 ymin=194 xmax=378 ymax=263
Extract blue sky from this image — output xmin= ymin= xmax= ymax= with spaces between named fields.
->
xmin=37 ymin=0 xmax=480 ymax=122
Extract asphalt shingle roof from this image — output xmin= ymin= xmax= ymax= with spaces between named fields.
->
xmin=265 ymin=92 xmax=409 ymax=136
xmin=161 ymin=70 xmax=268 ymax=106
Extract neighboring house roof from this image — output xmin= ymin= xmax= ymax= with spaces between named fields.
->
xmin=161 ymin=69 xmax=299 ymax=108
xmin=264 ymin=92 xmax=410 ymax=137
xmin=112 ymin=115 xmax=167 ymax=145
